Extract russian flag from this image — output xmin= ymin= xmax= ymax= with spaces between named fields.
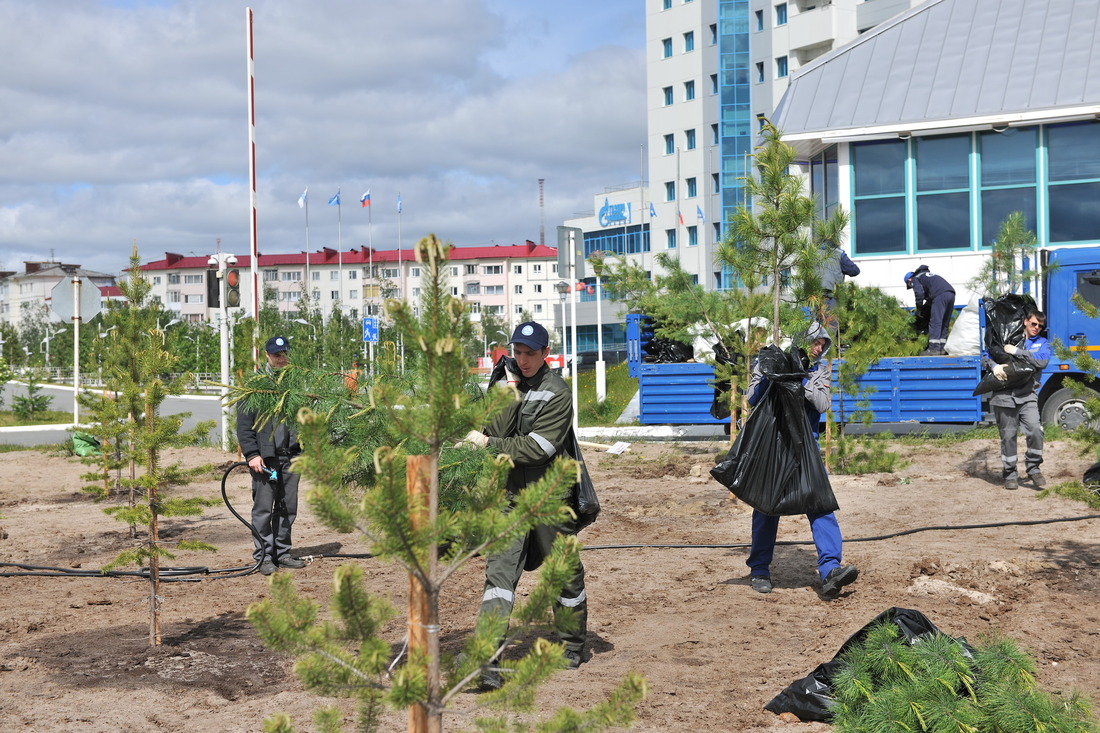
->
xmin=677 ymin=210 xmax=684 ymax=225
xmin=360 ymin=190 xmax=371 ymax=207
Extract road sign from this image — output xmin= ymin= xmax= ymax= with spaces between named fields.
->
xmin=50 ymin=277 xmax=102 ymax=321
xmin=362 ymin=316 xmax=379 ymax=343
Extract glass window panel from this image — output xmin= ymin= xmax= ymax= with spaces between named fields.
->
xmin=980 ymin=127 xmax=1036 ymax=186
xmin=853 ymin=140 xmax=906 ymax=196
xmin=853 ymin=198 xmax=906 ymax=255
xmin=1049 ymin=182 xmax=1100 ymax=242
xmin=980 ymin=188 xmax=1036 ymax=247
xmin=915 ymin=135 xmax=969 ymax=191
xmin=1048 ymin=122 xmax=1100 ymax=182
xmin=916 ymin=192 xmax=970 ymax=251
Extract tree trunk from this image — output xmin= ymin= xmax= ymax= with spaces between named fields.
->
xmin=146 ymin=391 xmax=161 ymax=646
xmin=406 ymin=455 xmax=441 ymax=733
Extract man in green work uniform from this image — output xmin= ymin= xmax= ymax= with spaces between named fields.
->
xmin=462 ymin=320 xmax=587 ymax=688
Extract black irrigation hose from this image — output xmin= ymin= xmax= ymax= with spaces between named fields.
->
xmin=2 ymin=463 xmax=1097 ymax=578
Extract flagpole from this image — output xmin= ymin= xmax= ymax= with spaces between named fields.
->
xmin=397 ymin=191 xmax=404 ymax=373
xmin=302 ymin=189 xmax=310 ymax=301
xmin=246 ymin=7 xmax=260 ymax=365
xmin=337 ymin=191 xmax=343 ymax=306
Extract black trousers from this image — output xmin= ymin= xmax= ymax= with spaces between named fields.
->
xmin=250 ymin=454 xmax=300 ymax=562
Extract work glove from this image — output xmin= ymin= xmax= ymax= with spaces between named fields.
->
xmin=489 ymin=355 xmax=521 ymax=389
xmin=992 ymin=363 xmax=1008 ymax=381
xmin=1003 ymin=344 xmax=1018 ymax=355
xmin=455 ymin=430 xmax=489 ymax=449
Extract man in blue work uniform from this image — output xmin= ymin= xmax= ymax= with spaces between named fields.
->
xmin=905 ymin=265 xmax=956 ymax=355
xmin=744 ymin=323 xmax=858 ymax=598
xmin=988 ymin=310 xmax=1052 ymax=490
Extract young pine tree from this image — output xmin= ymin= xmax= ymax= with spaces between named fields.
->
xmin=244 ymin=234 xmax=645 ymax=733
xmin=968 ymin=211 xmax=1041 ymax=298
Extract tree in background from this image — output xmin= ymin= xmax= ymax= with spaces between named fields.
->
xmin=969 ymin=211 xmax=1041 ymax=297
xmin=77 ymin=246 xmax=217 ymax=645
xmin=242 ymin=234 xmax=645 ymax=732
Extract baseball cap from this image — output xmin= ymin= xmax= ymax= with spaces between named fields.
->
xmin=509 ymin=321 xmax=549 ymax=350
xmin=265 ymin=335 xmax=290 ymax=354
xmin=903 ymin=271 xmax=914 ymax=289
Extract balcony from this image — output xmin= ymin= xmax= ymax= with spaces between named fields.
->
xmin=787 ymin=2 xmax=854 ymax=57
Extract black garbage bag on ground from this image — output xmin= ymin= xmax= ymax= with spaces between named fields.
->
xmin=710 ymin=345 xmax=838 ymax=516
xmin=643 ymin=336 xmax=694 ymax=363
xmin=764 ymin=607 xmax=964 ymax=721
xmin=1083 ymin=461 xmax=1100 ymax=491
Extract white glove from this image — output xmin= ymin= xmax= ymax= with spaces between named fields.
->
xmin=992 ymin=363 xmax=1008 ymax=381
xmin=1003 ymin=344 xmax=1018 ymax=355
xmin=455 ymin=430 xmax=489 ymax=449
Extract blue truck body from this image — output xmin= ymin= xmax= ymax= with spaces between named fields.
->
xmin=625 ymin=248 xmax=1100 ymax=428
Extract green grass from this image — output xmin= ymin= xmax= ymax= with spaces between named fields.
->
xmin=0 ymin=442 xmax=67 ymax=453
xmin=573 ymin=362 xmax=639 ymax=427
xmin=0 ymin=410 xmax=73 ymax=427
xmin=1039 ymin=482 xmax=1100 ymax=510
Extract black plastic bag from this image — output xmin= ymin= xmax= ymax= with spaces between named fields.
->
xmin=710 ymin=346 xmax=838 ymax=516
xmin=974 ymin=293 xmax=1039 ymax=395
xmin=1084 ymin=461 xmax=1100 ymax=490
xmin=487 ymin=354 xmax=519 ymax=389
xmin=643 ymin=336 xmax=694 ymax=363
xmin=566 ymin=432 xmax=600 ymax=530
xmin=972 ymin=360 xmax=1036 ymax=396
xmin=764 ymin=607 xmax=967 ymax=721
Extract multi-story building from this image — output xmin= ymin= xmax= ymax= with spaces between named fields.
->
xmin=0 ymin=262 xmax=118 ymax=328
xmin=563 ymin=0 xmax=924 ymax=350
xmin=139 ymin=241 xmax=562 ymax=328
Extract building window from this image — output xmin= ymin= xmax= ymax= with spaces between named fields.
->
xmin=755 ymin=9 xmax=764 ymax=30
xmin=710 ymin=74 xmax=718 ymax=94
xmin=185 ymin=294 xmax=203 ymax=304
xmin=1045 ymin=123 xmax=1099 ymax=242
xmin=281 ymin=271 xmax=302 ymax=281
xmin=484 ymin=285 xmax=504 ymax=295
xmin=330 ymin=270 xmax=339 ymax=281
xmin=710 ymin=23 xmax=717 ymax=44
xmin=152 ymin=276 xmax=161 ymax=285
xmin=466 ymin=283 xmax=481 ymax=295
xmin=978 ymin=127 xmax=1038 ymax=246
xmin=663 ymin=86 xmax=673 ymax=106
xmin=312 ymin=290 xmax=320 ymax=300
xmin=410 ymin=267 xmax=420 ymax=277
xmin=168 ymin=273 xmax=180 ymax=284
xmin=514 ymin=285 xmax=523 ymax=294
xmin=756 ymin=62 xmax=765 ymax=83
xmin=775 ymin=3 xmax=787 ymax=25
xmin=331 ymin=290 xmax=339 ymax=300
xmin=688 ymin=225 xmax=698 ymax=247
xmin=915 ymin=134 xmax=971 ymax=252
xmin=686 ymin=177 xmax=697 ymax=197
xmin=711 ymin=123 xmax=719 ymax=144
xmin=757 ymin=114 xmax=767 ymax=130
xmin=852 ymin=139 xmax=908 ymax=255
xmin=280 ymin=291 xmax=301 ymax=302
xmin=776 ymin=56 xmax=788 ymax=79
xmin=664 ymin=133 xmax=675 ymax=155
xmin=684 ymin=80 xmax=695 ymax=100
xmin=662 ymin=38 xmax=672 ymax=58
xmin=713 ymin=222 xmax=722 ymax=242
xmin=312 ymin=271 xmax=320 ymax=280
xmin=450 ymin=266 xmax=459 ymax=276
xmin=663 ymin=0 xmax=671 ymax=8
xmin=483 ymin=265 xmax=502 ymax=275
xmin=683 ymin=31 xmax=694 ymax=53
xmin=465 ymin=264 xmax=476 ymax=275
xmin=665 ymin=181 xmax=676 ymax=201
xmin=411 ymin=288 xmax=420 ymax=297
xmin=666 ymin=229 xmax=677 ymax=249
xmin=349 ymin=270 xmax=358 ymax=279
xmin=168 ymin=290 xmax=180 ymax=303
xmin=534 ymin=283 xmax=543 ymax=293
xmin=685 ymin=129 xmax=696 ymax=150
xmin=533 ymin=264 xmax=542 ymax=273
xmin=515 ymin=305 xmax=524 ymax=315
xmin=513 ymin=264 xmax=523 ymax=274
xmin=382 ymin=268 xmax=399 ymax=278
xmin=184 ymin=274 xmax=203 ymax=284
xmin=534 ymin=303 xmax=543 ymax=314
xmin=349 ymin=289 xmax=359 ymax=299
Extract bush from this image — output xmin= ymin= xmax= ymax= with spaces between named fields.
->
xmin=12 ymin=378 xmax=52 ymax=421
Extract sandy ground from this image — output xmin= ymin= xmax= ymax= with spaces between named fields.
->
xmin=1 ymin=434 xmax=1099 ymax=732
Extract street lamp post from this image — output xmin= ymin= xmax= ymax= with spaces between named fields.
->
xmin=207 ymin=252 xmax=237 ymax=451
xmin=555 ymin=280 xmax=570 ymax=379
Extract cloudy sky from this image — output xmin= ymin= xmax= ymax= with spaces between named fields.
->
xmin=0 ymin=0 xmax=646 ymax=277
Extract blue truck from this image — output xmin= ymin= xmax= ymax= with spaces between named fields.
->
xmin=625 ymin=247 xmax=1100 ymax=430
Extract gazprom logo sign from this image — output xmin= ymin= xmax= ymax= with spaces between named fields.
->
xmin=598 ymin=197 xmax=632 ymax=228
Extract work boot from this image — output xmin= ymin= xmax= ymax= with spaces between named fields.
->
xmin=1005 ymin=478 xmax=1019 ymax=490
xmin=563 ymin=648 xmax=585 ymax=670
xmin=278 ymin=555 xmax=306 ymax=569
xmin=480 ymin=667 xmax=503 ymax=691
xmin=750 ymin=576 xmax=773 ymax=594
xmin=821 ymin=565 xmax=858 ymax=596
xmin=258 ymin=558 xmax=278 ymax=576
xmin=1029 ymin=471 xmax=1046 ymax=489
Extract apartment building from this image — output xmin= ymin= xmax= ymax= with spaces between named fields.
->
xmin=0 ymin=261 xmax=118 ymax=328
xmin=139 ymin=242 xmax=562 ymax=326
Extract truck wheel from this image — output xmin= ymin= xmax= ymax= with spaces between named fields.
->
xmin=1040 ymin=387 xmax=1094 ymax=430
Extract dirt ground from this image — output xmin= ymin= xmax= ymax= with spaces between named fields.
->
xmin=1 ymin=433 xmax=1099 ymax=732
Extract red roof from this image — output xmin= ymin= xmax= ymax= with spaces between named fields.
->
xmin=140 ymin=241 xmax=558 ymax=271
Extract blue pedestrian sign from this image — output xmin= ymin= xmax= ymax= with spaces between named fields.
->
xmin=362 ymin=316 xmax=379 ymax=343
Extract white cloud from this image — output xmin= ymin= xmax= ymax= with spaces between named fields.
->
xmin=0 ymin=0 xmax=644 ymax=274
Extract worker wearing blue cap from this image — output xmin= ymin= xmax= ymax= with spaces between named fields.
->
xmin=905 ymin=265 xmax=956 ymax=355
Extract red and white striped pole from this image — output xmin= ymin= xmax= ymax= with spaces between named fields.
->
xmin=246 ymin=7 xmax=260 ymax=366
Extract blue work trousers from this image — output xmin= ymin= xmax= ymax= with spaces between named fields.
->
xmin=747 ymin=509 xmax=842 ymax=582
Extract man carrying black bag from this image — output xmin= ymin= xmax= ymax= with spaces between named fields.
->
xmin=459 ymin=321 xmax=590 ymax=687
xmin=725 ymin=322 xmax=858 ymax=598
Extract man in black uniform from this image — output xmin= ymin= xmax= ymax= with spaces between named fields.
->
xmin=236 ymin=335 xmax=305 ymax=576
xmin=463 ymin=321 xmax=587 ymax=688
xmin=905 ymin=265 xmax=956 ymax=355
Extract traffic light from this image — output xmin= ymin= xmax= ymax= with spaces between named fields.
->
xmin=226 ymin=269 xmax=241 ymax=308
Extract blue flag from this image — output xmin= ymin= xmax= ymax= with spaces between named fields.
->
xmin=397 ymin=194 xmax=403 ymax=214
xmin=297 ymin=188 xmax=308 ymax=208
xmin=649 ymin=202 xmax=656 ymax=218
xmin=328 ymin=190 xmax=341 ymax=206
xmin=697 ymin=205 xmax=706 ymax=222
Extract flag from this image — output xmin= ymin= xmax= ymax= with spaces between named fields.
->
xmin=697 ymin=205 xmax=706 ymax=222
xmin=397 ymin=194 xmax=403 ymax=214
xmin=298 ymin=188 xmax=308 ymax=208
xmin=360 ymin=190 xmax=371 ymax=207
xmin=678 ymin=210 xmax=684 ymax=225
xmin=649 ymin=202 xmax=657 ymax=218
xmin=328 ymin=190 xmax=341 ymax=206
xmin=575 ymin=282 xmax=586 ymax=291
